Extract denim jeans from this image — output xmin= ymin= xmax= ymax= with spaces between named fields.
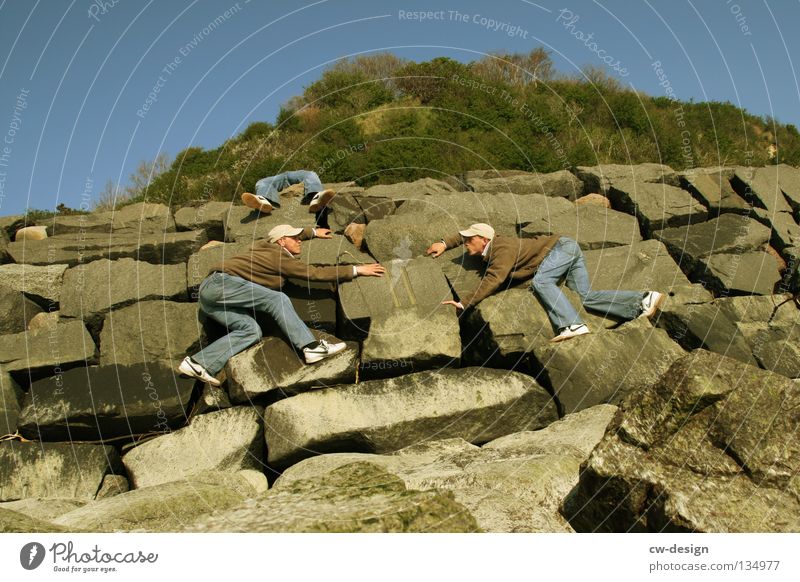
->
xmin=531 ymin=237 xmax=644 ymax=330
xmin=191 ymin=272 xmax=315 ymax=374
xmin=254 ymin=170 xmax=324 ymax=208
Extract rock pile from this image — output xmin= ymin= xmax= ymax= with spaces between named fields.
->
xmin=1 ymin=164 xmax=799 ymax=532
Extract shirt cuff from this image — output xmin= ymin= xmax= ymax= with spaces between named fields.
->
xmin=311 ymin=228 xmax=316 ymax=238
xmin=352 ymin=266 xmax=358 ymax=277
xmin=455 ymin=302 xmax=464 ymax=310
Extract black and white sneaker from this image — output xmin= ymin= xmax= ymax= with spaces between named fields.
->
xmin=308 ymin=189 xmax=336 ymax=213
xmin=550 ymin=324 xmax=591 ymax=343
xmin=303 ymin=339 xmax=347 ymax=364
xmin=640 ymin=291 xmax=665 ymax=319
xmin=241 ymin=192 xmax=274 ymax=214
xmin=178 ymin=356 xmax=221 ymax=386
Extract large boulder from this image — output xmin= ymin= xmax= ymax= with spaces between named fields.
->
xmin=98 ymin=301 xmax=202 ymax=366
xmin=16 ymin=362 xmax=196 ymax=441
xmin=0 ymin=263 xmax=68 ymax=305
xmin=732 ymin=165 xmax=797 ymax=215
xmin=263 ymin=367 xmax=558 ymax=469
xmin=7 ymin=230 xmax=207 ymax=266
xmin=533 ymin=319 xmax=686 ymax=414
xmin=0 ymin=283 xmax=42 ymax=334
xmin=467 ymin=170 xmax=584 ymax=200
xmin=0 ymin=498 xmax=86 ymax=522
xmin=122 ymin=407 xmax=265 ymax=489
xmin=60 ymin=258 xmax=187 ymax=329
xmin=47 ymin=202 xmax=175 ymax=236
xmin=565 ymin=350 xmax=800 ymax=532
xmin=174 ymin=201 xmax=230 ymax=240
xmin=362 ymin=177 xmax=456 ymax=200
xmin=0 ymin=372 xmax=23 ymax=436
xmin=607 ymin=179 xmax=707 ymax=234
xmin=0 ymin=320 xmax=95 ymax=374
xmin=573 ymin=163 xmax=680 ymax=195
xmin=52 ymin=471 xmax=258 ymax=532
xmin=277 ymin=405 xmax=617 ymax=532
xmin=680 ymin=168 xmax=750 ymax=215
xmin=0 ymin=441 xmax=122 ymax=501
xmin=519 ymin=203 xmax=642 ymax=250
xmin=187 ymin=462 xmax=478 ymax=533
xmin=224 ymin=332 xmax=358 ymax=403
xmin=0 ymin=507 xmax=68 ymax=532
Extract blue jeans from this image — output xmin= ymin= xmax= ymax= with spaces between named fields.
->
xmin=531 ymin=237 xmax=644 ymax=330
xmin=254 ymin=170 xmax=324 ymax=208
xmin=191 ymin=272 xmax=315 ymax=374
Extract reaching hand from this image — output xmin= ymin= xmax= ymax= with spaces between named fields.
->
xmin=441 ymin=300 xmax=464 ymax=311
xmin=314 ymin=228 xmax=332 ymax=239
xmin=426 ymin=241 xmax=446 ymax=258
xmin=357 ymin=263 xmax=386 ymax=277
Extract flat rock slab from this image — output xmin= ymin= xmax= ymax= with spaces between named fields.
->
xmin=467 ymin=170 xmax=583 ymax=200
xmin=519 ymin=203 xmax=642 ymax=250
xmin=680 ymin=168 xmax=750 ymax=214
xmin=533 ymin=319 xmax=686 ymax=414
xmin=60 ymin=258 xmax=187 ymax=326
xmin=174 ymin=201 xmax=231 ymax=240
xmin=16 ymin=362 xmax=196 ymax=441
xmin=225 ymin=332 xmax=358 ymax=403
xmin=362 ymin=177 xmax=456 ymax=200
xmin=7 ymin=230 xmax=207 ymax=267
xmin=0 ymin=441 xmax=122 ymax=501
xmin=298 ymin=234 xmax=374 ymax=265
xmin=574 ymin=163 xmax=680 ymax=194
xmin=608 ymin=179 xmax=708 ymax=234
xmin=0 ymin=320 xmax=96 ymax=374
xmin=0 ymin=507 xmax=68 ymax=532
xmin=277 ymin=405 xmax=617 ymax=533
xmin=732 ymin=165 xmax=796 ymax=215
xmin=702 ymin=250 xmax=781 ymax=295
xmin=122 ymin=407 xmax=265 ymax=489
xmin=186 ymin=462 xmax=478 ymax=532
xmin=0 ymin=498 xmax=86 ymax=522
xmin=47 ymin=203 xmax=175 ymax=236
xmin=52 ymin=472 xmax=257 ymax=532
xmin=0 ymin=263 xmax=68 ymax=305
xmin=98 ymin=301 xmax=202 ymax=366
xmin=264 ymin=367 xmax=558 ymax=469
xmin=565 ymin=350 xmax=800 ymax=532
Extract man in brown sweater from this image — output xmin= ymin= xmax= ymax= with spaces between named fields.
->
xmin=179 ymin=224 xmax=385 ymax=385
xmin=427 ymin=223 xmax=664 ymax=342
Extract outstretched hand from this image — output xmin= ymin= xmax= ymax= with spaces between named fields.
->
xmin=426 ymin=241 xmax=446 ymax=258
xmin=314 ymin=228 xmax=332 ymax=239
xmin=357 ymin=263 xmax=386 ymax=277
xmin=441 ymin=300 xmax=464 ymax=311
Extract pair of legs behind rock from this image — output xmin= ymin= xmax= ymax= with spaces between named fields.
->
xmin=179 ymin=272 xmax=344 ymax=386
xmin=531 ymin=237 xmax=663 ymax=342
xmin=242 ymin=170 xmax=336 ymax=214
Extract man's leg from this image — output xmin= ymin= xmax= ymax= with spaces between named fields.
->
xmin=531 ymin=238 xmax=584 ymax=330
xmin=285 ymin=170 xmax=324 ymax=201
xmin=561 ymin=237 xmax=643 ymax=320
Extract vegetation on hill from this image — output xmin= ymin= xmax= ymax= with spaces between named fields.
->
xmin=118 ymin=50 xmax=800 ymax=207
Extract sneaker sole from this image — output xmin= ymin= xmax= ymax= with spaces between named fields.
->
xmin=178 ymin=361 xmax=221 ymax=386
xmin=304 ymin=344 xmax=347 ymax=364
xmin=242 ymin=192 xmax=273 ymax=214
xmin=549 ymin=330 xmax=591 ymax=343
xmin=641 ymin=293 xmax=666 ymax=319
xmin=308 ymin=190 xmax=336 ymax=213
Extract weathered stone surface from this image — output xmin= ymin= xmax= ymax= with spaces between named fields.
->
xmin=534 ymin=319 xmax=686 ymax=414
xmin=0 ymin=498 xmax=86 ymax=522
xmin=749 ymin=324 xmax=800 ymax=378
xmin=0 ymin=263 xmax=68 ymax=305
xmin=657 ymin=301 xmax=759 ymax=366
xmin=565 ymin=350 xmax=800 ymax=532
xmin=680 ymin=168 xmax=750 ymax=214
xmin=278 ymin=405 xmax=617 ymax=533
xmin=0 ymin=507 xmax=67 ymax=532
xmin=53 ymin=472 xmax=257 ymax=532
xmin=174 ymin=201 xmax=230 ymax=240
xmin=95 ymin=474 xmax=129 ymax=499
xmin=187 ymin=462 xmax=478 ymax=533
xmin=60 ymin=258 xmax=188 ymax=326
xmin=7 ymin=230 xmax=208 ymax=267
xmin=194 ymin=382 xmax=232 ymax=415
xmin=27 ymin=311 xmax=59 ymax=331
xmin=0 ymin=372 xmax=23 ymax=436
xmin=732 ymin=165 xmax=796 ymax=215
xmin=325 ymin=193 xmax=364 ymax=233
xmin=47 ymin=203 xmax=176 ymax=236
xmin=281 ymin=280 xmax=338 ymax=335
xmin=363 ymin=177 xmax=456 ymax=200
xmin=264 ymin=367 xmax=558 ymax=469
xmin=753 ymin=206 xmax=800 ymax=250
xmin=0 ymin=228 xmax=10 ymax=264
xmin=0 ymin=441 xmax=122 ymax=501
xmin=98 ymin=301 xmax=202 ymax=366
xmin=608 ymin=179 xmax=707 ymax=234
xmin=298 ymin=234 xmax=374 ymax=265
xmin=703 ymin=250 xmax=781 ymax=295
xmin=122 ymin=407 xmax=265 ymax=489
xmin=574 ymin=163 xmax=679 ymax=195
xmin=0 ymin=320 xmax=96 ymax=373
xmin=467 ymin=170 xmax=583 ymax=200
xmin=520 ymin=203 xmax=642 ymax=250
xmin=225 ymin=332 xmax=358 ymax=403
xmin=16 ymin=362 xmax=195 ymax=441
xmin=0 ymin=283 xmax=42 ymax=334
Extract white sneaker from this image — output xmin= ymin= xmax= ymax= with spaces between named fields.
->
xmin=242 ymin=192 xmax=273 ymax=214
xmin=178 ymin=356 xmax=221 ymax=386
xmin=303 ymin=339 xmax=347 ymax=364
xmin=308 ymin=189 xmax=336 ymax=213
xmin=640 ymin=291 xmax=665 ymax=319
xmin=550 ymin=324 xmax=591 ymax=343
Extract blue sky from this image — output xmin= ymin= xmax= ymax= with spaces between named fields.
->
xmin=0 ymin=0 xmax=798 ymax=216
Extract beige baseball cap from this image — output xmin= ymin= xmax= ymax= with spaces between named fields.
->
xmin=268 ymin=224 xmax=304 ymax=243
xmin=459 ymin=223 xmax=495 ymax=240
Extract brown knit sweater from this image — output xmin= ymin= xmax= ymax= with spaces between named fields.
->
xmin=442 ymin=231 xmax=560 ymax=308
xmin=210 ymin=227 xmax=355 ymax=289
